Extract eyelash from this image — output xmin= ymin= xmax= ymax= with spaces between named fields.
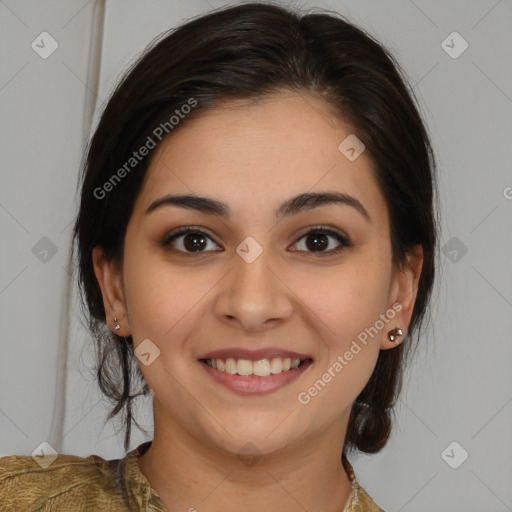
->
xmin=160 ymin=225 xmax=351 ymax=256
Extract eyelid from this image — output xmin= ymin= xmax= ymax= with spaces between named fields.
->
xmin=160 ymin=225 xmax=222 ymax=252
xmin=160 ymin=224 xmax=351 ymax=255
xmin=290 ymin=225 xmax=351 ymax=254
xmin=293 ymin=224 xmax=350 ymax=243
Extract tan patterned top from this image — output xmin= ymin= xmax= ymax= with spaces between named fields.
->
xmin=0 ymin=441 xmax=385 ymax=511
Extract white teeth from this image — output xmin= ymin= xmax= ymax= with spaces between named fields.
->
xmin=269 ymin=358 xmax=282 ymax=374
xmin=253 ymin=359 xmax=271 ymax=377
xmin=237 ymin=359 xmax=253 ymax=376
xmin=205 ymin=357 xmax=306 ymax=376
xmin=225 ymin=358 xmax=237 ymax=374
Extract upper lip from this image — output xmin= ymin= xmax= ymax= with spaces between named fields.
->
xmin=197 ymin=348 xmax=313 ymax=361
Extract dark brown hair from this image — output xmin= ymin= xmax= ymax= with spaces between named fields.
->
xmin=73 ymin=2 xmax=438 ymax=455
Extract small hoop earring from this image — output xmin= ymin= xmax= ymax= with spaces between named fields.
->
xmin=388 ymin=328 xmax=403 ymax=342
xmin=114 ymin=316 xmax=120 ymax=332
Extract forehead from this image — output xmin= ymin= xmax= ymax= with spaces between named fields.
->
xmin=134 ymin=91 xmax=386 ymax=221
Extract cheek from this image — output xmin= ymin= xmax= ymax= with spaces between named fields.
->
xmin=303 ymin=260 xmax=392 ymax=345
xmin=122 ymin=246 xmax=228 ymax=358
xmin=296 ymin=258 xmax=391 ymax=405
xmin=121 ymin=253 xmax=207 ymax=393
xmin=121 ymin=247 xmax=190 ymax=343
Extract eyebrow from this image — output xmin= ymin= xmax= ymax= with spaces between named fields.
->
xmin=145 ymin=191 xmax=371 ymax=222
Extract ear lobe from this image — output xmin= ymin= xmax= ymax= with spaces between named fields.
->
xmin=92 ymin=246 xmax=131 ymax=336
xmin=381 ymin=244 xmax=423 ymax=350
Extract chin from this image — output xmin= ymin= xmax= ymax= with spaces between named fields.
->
xmin=199 ymin=411 xmax=304 ymax=459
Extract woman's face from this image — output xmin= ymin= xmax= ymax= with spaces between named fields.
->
xmin=94 ymin=91 xmax=420 ymax=457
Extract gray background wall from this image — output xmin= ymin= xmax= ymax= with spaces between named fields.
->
xmin=1 ymin=1 xmax=511 ymax=511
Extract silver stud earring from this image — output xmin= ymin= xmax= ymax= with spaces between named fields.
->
xmin=114 ymin=316 xmax=120 ymax=332
xmin=388 ymin=328 xmax=403 ymax=342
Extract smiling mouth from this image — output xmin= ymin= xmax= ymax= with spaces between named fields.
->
xmin=200 ymin=357 xmax=312 ymax=377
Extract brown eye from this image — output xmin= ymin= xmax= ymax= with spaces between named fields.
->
xmin=161 ymin=229 xmax=222 ymax=253
xmin=292 ymin=228 xmax=350 ymax=255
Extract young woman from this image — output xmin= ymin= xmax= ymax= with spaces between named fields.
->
xmin=0 ymin=3 xmax=437 ymax=511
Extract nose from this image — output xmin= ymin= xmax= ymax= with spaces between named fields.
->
xmin=213 ymin=243 xmax=293 ymax=333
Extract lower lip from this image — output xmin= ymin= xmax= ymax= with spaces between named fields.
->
xmin=199 ymin=360 xmax=313 ymax=395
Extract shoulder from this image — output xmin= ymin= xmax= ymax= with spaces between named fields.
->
xmin=350 ymin=479 xmax=388 ymax=512
xmin=0 ymin=451 xmax=128 ymax=512
xmin=343 ymin=457 xmax=387 ymax=512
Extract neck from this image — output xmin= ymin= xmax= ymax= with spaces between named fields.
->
xmin=137 ymin=401 xmax=353 ymax=512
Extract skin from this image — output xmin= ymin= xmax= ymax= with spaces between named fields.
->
xmin=93 ymin=90 xmax=423 ymax=512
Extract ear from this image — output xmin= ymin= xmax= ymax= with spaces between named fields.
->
xmin=380 ymin=244 xmax=423 ymax=350
xmin=92 ymin=246 xmax=131 ymax=336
